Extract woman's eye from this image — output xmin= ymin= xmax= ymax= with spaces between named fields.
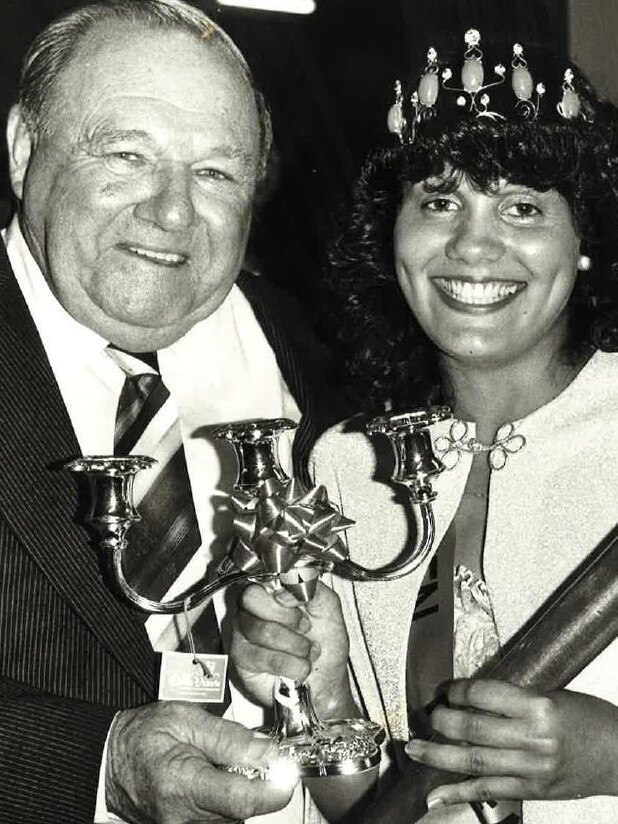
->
xmin=504 ymin=201 xmax=541 ymax=219
xmin=422 ymin=197 xmax=458 ymax=213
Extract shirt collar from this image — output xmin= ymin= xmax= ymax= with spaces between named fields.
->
xmin=2 ymin=215 xmax=108 ymax=367
xmin=1 ymin=213 xmax=247 ymax=374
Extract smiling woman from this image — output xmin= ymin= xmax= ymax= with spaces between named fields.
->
xmin=299 ymin=31 xmax=618 ymax=824
xmin=329 ymin=40 xmax=618 ymax=417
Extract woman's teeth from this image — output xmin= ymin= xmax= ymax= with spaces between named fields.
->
xmin=435 ymin=278 xmax=522 ymax=305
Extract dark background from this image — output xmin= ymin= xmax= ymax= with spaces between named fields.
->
xmin=0 ymin=0 xmax=579 ymax=311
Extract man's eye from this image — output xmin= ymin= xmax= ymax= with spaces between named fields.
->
xmin=104 ymin=151 xmax=148 ymax=167
xmin=100 ymin=151 xmax=153 ymax=175
xmin=195 ymin=168 xmax=232 ymax=182
xmin=116 ymin=151 xmax=142 ymax=160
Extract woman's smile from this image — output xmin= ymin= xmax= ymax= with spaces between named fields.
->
xmin=432 ymin=277 xmax=526 ymax=310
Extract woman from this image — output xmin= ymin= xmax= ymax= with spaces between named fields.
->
xmin=231 ymin=33 xmax=618 ymax=824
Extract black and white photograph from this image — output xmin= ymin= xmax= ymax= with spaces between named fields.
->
xmin=0 ymin=2 xmax=616 ymax=823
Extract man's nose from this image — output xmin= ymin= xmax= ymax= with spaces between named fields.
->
xmin=135 ymin=163 xmax=195 ymax=231
xmin=445 ymin=212 xmax=504 ymax=264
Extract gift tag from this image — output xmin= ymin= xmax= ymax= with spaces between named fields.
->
xmin=159 ymin=651 xmax=228 ymax=703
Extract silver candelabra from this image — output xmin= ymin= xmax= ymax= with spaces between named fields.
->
xmin=66 ymin=409 xmax=449 ymax=820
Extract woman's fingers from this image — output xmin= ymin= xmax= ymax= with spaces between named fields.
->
xmin=429 ymin=679 xmax=558 ymax=752
xmin=444 ymin=679 xmax=544 ymax=718
xmin=405 ymin=737 xmax=547 ymax=778
xmin=240 ymin=584 xmax=309 ymax=631
xmin=431 ymin=706 xmax=552 ymax=753
xmin=232 ymin=634 xmax=313 ymax=683
xmin=232 ymin=584 xmax=317 ymax=682
xmin=425 ymin=776 xmax=526 ymax=809
xmin=236 ymin=607 xmax=313 ymax=658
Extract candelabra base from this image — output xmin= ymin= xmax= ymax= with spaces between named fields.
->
xmin=282 ymin=717 xmax=382 ymax=822
xmin=270 ymin=679 xmax=384 ymax=821
xmin=277 ymin=717 xmax=382 ymax=777
xmin=303 ymin=768 xmax=380 ymax=824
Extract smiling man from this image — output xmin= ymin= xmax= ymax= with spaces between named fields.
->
xmin=0 ymin=1 xmax=338 ymax=822
xmin=11 ymin=5 xmax=264 ymax=352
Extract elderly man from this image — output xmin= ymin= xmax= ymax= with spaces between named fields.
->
xmin=0 ymin=1 xmax=340 ymax=822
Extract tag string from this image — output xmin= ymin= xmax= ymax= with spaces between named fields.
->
xmin=183 ymin=596 xmax=213 ymax=678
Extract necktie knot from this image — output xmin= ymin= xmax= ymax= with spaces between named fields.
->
xmin=114 ymin=371 xmax=170 ymax=456
xmin=107 ymin=345 xmax=159 ymax=372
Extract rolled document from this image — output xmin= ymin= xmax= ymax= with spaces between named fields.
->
xmin=356 ymin=522 xmax=618 ymax=824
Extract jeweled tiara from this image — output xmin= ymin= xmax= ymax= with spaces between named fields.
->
xmin=387 ymin=29 xmax=585 ymax=145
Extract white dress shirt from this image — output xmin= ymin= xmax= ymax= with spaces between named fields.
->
xmin=2 ymin=216 xmax=313 ymax=824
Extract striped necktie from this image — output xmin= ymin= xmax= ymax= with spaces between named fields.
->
xmin=112 ymin=352 xmax=226 ymax=664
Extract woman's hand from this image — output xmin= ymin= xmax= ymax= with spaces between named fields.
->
xmin=404 ymin=679 xmax=618 ymax=808
xmin=230 ymin=581 xmax=357 ymax=720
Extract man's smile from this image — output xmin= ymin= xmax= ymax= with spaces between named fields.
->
xmin=119 ymin=243 xmax=189 ymax=267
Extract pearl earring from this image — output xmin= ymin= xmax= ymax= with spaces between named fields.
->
xmin=578 ymin=254 xmax=592 ymax=272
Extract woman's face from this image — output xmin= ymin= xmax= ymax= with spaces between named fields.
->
xmin=394 ymin=172 xmax=581 ymax=368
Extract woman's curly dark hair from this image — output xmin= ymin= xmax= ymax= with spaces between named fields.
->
xmin=329 ymin=44 xmax=618 ymax=413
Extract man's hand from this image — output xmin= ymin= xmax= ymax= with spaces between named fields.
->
xmin=404 ymin=679 xmax=618 ymax=808
xmin=106 ymin=701 xmax=298 ymax=824
xmin=230 ymin=581 xmax=356 ymax=720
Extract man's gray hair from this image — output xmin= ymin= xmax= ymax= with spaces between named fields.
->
xmin=18 ymin=0 xmax=272 ymax=175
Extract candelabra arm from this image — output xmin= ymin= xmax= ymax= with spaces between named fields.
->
xmin=331 ymin=503 xmax=435 ymax=582
xmin=109 ymin=541 xmax=256 ymax=614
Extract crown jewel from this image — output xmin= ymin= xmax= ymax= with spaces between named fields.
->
xmin=387 ymin=30 xmax=584 ymax=145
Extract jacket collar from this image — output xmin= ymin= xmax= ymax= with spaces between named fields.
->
xmin=0 ymin=239 xmax=157 ymax=696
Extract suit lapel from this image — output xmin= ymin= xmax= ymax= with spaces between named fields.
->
xmin=0 ymin=241 xmax=156 ymax=696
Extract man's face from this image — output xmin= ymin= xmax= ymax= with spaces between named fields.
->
xmin=8 ymin=22 xmax=262 ymax=350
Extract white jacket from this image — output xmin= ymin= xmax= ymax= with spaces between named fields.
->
xmin=312 ymin=350 xmax=618 ymax=824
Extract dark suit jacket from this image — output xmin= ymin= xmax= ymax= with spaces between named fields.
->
xmin=0 ymin=240 xmax=345 ymax=823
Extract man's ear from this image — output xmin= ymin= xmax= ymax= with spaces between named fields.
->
xmin=6 ymin=104 xmax=34 ymax=200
